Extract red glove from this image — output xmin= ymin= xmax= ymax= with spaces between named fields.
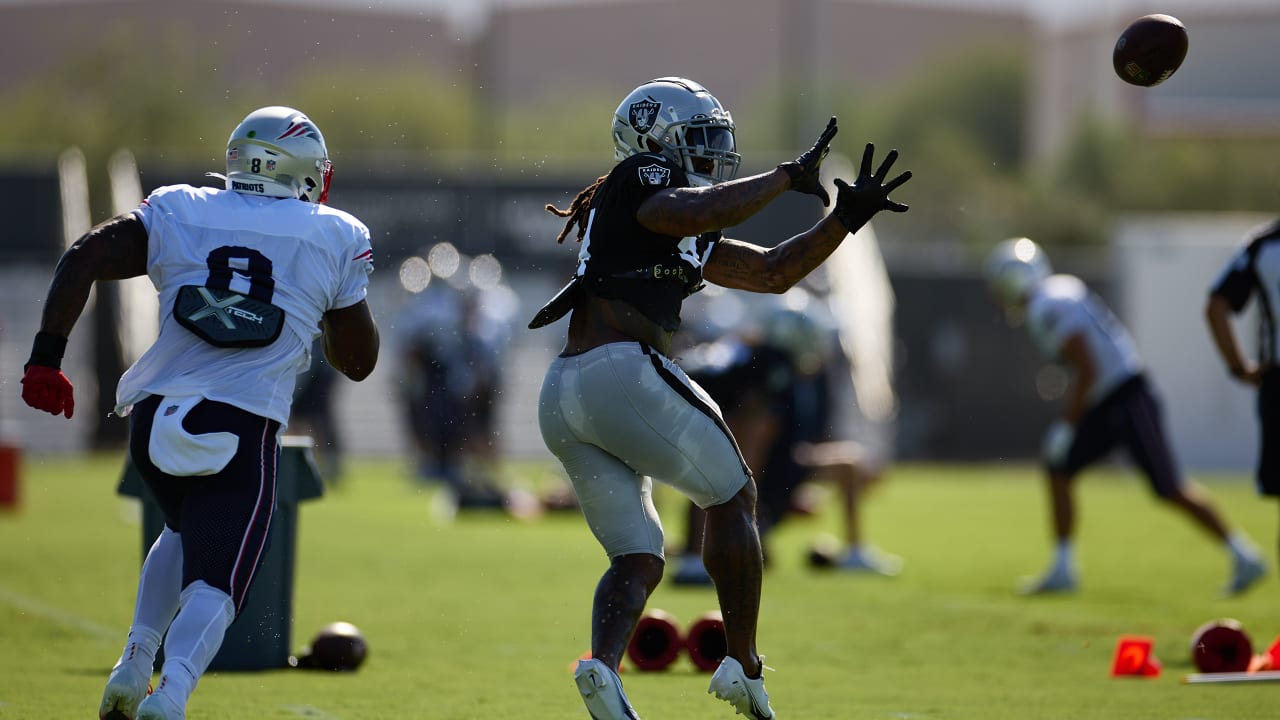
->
xmin=21 ymin=365 xmax=75 ymax=419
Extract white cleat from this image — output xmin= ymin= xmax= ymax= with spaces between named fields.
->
xmin=574 ymin=658 xmax=640 ymax=720
xmin=1017 ymin=567 xmax=1078 ymax=596
xmin=98 ymin=661 xmax=151 ymax=720
xmin=135 ymin=689 xmax=185 ymax=720
xmin=838 ymin=546 xmax=903 ymax=577
xmin=708 ymin=656 xmax=775 ymax=719
xmin=1223 ymin=555 xmax=1267 ymax=598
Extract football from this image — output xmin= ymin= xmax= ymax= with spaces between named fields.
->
xmin=1113 ymin=14 xmax=1189 ymax=87
xmin=291 ymin=621 xmax=368 ymax=672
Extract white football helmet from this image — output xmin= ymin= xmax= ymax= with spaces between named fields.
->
xmin=611 ymin=77 xmax=741 ymax=186
xmin=984 ymin=237 xmax=1052 ymax=306
xmin=759 ymin=290 xmax=832 ymax=374
xmin=224 ymin=106 xmax=332 ymax=203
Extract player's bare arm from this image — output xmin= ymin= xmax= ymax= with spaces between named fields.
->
xmin=1058 ymin=332 xmax=1095 ymax=424
xmin=39 ymin=213 xmax=148 ymax=337
xmin=636 ymin=169 xmax=793 ymax=238
xmin=702 ymin=220 xmax=849 ymax=293
xmin=321 ymin=300 xmax=380 ymax=381
xmin=635 ymin=115 xmax=840 ymax=238
xmin=1205 ymin=294 xmax=1261 ymax=385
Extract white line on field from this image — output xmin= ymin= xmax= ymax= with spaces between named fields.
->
xmin=281 ymin=704 xmax=344 ymax=719
xmin=0 ymin=584 xmax=118 ymax=643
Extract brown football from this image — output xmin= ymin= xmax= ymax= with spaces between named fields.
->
xmin=1113 ymin=14 xmax=1188 ymax=87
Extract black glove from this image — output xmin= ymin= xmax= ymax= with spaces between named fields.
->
xmin=831 ymin=143 xmax=912 ymax=233
xmin=779 ymin=117 xmax=838 ymax=206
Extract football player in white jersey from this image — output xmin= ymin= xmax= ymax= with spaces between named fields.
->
xmin=20 ymin=106 xmax=379 ymax=720
xmin=1207 ymin=220 xmax=1280 ymax=579
xmin=532 ymin=77 xmax=911 ymax=720
xmin=985 ymin=238 xmax=1265 ymax=597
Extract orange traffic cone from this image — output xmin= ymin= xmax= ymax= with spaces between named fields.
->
xmin=1111 ymin=635 xmax=1161 ymax=678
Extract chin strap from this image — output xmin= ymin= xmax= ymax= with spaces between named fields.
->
xmin=318 ymin=160 xmax=333 ymax=204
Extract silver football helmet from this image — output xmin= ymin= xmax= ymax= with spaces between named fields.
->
xmin=984 ymin=237 xmax=1052 ymax=306
xmin=611 ymin=77 xmax=741 ymax=186
xmin=225 ymin=106 xmax=332 ymax=203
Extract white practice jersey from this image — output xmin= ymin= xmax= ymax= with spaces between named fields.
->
xmin=116 ymin=184 xmax=373 ymax=425
xmin=1026 ymin=274 xmax=1142 ymax=407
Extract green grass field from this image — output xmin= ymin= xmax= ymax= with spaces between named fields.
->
xmin=1 ymin=452 xmax=1277 ymax=719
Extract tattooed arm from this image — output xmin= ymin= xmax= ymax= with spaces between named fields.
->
xmin=702 ymin=217 xmax=851 ymax=293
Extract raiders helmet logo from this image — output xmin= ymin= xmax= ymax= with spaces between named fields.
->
xmin=628 ymin=99 xmax=661 ymax=133
xmin=638 ymin=164 xmax=671 ymax=187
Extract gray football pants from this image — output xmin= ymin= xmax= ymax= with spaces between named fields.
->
xmin=538 ymin=342 xmax=751 ymax=559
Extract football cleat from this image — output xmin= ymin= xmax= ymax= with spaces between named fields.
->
xmin=837 ymin=546 xmax=903 ymax=577
xmin=574 ymin=658 xmax=640 ymax=720
xmin=99 ymin=660 xmax=152 ymax=720
xmin=708 ymin=656 xmax=775 ymax=719
xmin=134 ymin=689 xmax=184 ymax=720
xmin=1222 ymin=555 xmax=1266 ymax=598
xmin=1016 ymin=566 xmax=1078 ymax=596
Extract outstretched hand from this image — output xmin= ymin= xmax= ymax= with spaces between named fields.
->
xmin=779 ymin=116 xmax=838 ymax=206
xmin=832 ymin=143 xmax=912 ymax=232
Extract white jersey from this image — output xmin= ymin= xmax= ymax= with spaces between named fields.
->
xmin=1025 ymin=274 xmax=1142 ymax=407
xmin=116 ymin=184 xmax=373 ymax=425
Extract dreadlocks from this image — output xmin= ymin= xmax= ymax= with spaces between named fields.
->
xmin=546 ymin=175 xmax=607 ymax=244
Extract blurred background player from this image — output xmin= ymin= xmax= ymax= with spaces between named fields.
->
xmin=984 ymin=237 xmax=1265 ymax=596
xmin=20 ymin=106 xmax=380 ymax=720
xmin=291 ymin=336 xmax=343 ymax=483
xmin=532 ymin=75 xmax=911 ymax=719
xmin=396 ymin=245 xmax=521 ymax=515
xmin=1206 ymin=219 xmax=1280 ymax=578
xmin=671 ymin=290 xmax=900 ymax=586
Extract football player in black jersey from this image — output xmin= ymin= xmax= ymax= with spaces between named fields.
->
xmin=671 ymin=300 xmax=900 ymax=587
xmin=1207 ymin=220 xmax=1280 ymax=580
xmin=532 ymin=77 xmax=911 ymax=720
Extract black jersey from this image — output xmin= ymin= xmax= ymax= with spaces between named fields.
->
xmin=535 ymin=153 xmax=720 ymax=332
xmin=1210 ymin=219 xmax=1280 ymax=366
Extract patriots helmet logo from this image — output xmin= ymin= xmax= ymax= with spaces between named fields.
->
xmin=275 ymin=121 xmax=322 ymax=142
xmin=628 ymin=99 xmax=661 ymax=133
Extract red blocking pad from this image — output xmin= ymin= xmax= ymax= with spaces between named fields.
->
xmin=626 ymin=609 xmax=683 ymax=671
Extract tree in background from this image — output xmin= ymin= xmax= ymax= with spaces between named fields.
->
xmin=1 ymin=31 xmax=1279 ymax=255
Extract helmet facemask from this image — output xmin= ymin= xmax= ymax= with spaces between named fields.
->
xmin=665 ymin=116 xmax=739 ymax=186
xmin=612 ymin=78 xmax=742 ymax=186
